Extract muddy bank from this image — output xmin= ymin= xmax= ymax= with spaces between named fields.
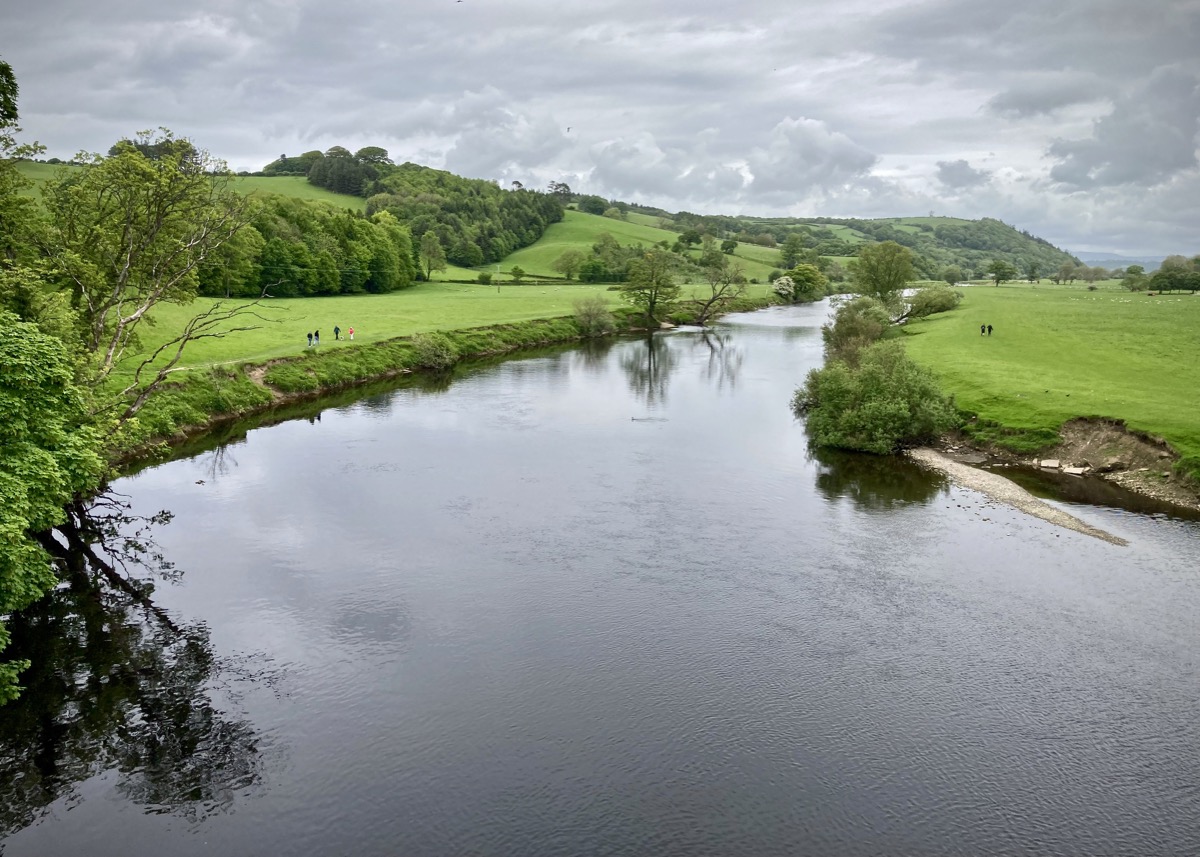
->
xmin=943 ymin=418 xmax=1200 ymax=514
xmin=907 ymin=448 xmax=1128 ymax=545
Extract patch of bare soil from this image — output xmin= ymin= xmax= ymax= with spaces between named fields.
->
xmin=936 ymin=418 xmax=1200 ymax=513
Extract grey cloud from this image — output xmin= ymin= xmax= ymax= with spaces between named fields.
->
xmin=745 ymin=117 xmax=877 ymax=202
xmin=936 ymin=159 xmax=991 ymax=189
xmin=988 ymin=73 xmax=1107 ymax=118
xmin=3 ymin=0 xmax=1199 ymax=254
xmin=1049 ymin=66 xmax=1200 ymax=187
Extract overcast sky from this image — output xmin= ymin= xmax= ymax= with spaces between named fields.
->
xmin=4 ymin=0 xmax=1198 ymax=255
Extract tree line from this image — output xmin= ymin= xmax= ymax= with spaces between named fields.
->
xmin=259 ymin=149 xmax=566 ymax=267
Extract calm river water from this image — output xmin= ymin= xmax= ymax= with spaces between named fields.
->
xmin=3 ymin=303 xmax=1200 ymax=856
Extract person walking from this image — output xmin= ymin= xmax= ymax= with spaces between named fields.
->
xmin=981 ymin=324 xmax=986 ymax=336
xmin=334 ymin=325 xmax=341 ymax=341
xmin=306 ymin=331 xmax=313 ymax=347
xmin=348 ymin=326 xmax=355 ymax=341
xmin=314 ymin=330 xmax=320 ymax=345
xmin=987 ymin=324 xmax=993 ymax=336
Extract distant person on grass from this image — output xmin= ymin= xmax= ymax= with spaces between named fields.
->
xmin=987 ymin=324 xmax=993 ymax=336
xmin=307 ymin=332 xmax=313 ymax=347
xmin=334 ymin=325 xmax=340 ymax=341
xmin=348 ymin=326 xmax=355 ymax=340
xmin=314 ymin=330 xmax=320 ymax=345
xmin=981 ymin=324 xmax=986 ymax=336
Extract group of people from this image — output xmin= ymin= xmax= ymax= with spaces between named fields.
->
xmin=980 ymin=324 xmax=994 ymax=336
xmin=306 ymin=325 xmax=355 ymax=347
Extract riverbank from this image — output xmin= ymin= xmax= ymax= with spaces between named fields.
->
xmin=900 ymin=285 xmax=1200 ymax=488
xmin=927 ymin=418 xmax=1200 ymax=513
xmin=121 ymin=294 xmax=776 ymax=465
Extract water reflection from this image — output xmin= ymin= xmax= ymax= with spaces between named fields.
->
xmin=812 ymin=447 xmax=949 ymax=510
xmin=692 ymin=331 xmax=744 ymax=393
xmin=573 ymin=337 xmax=617 ymax=372
xmin=0 ymin=497 xmax=263 ymax=835
xmin=620 ymin=334 xmax=679 ymax=407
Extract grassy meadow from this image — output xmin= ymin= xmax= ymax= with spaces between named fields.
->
xmin=501 ymin=209 xmax=783 ymax=281
xmin=901 ymin=281 xmax=1200 ymax=470
xmin=122 ymin=278 xmax=775 ymax=381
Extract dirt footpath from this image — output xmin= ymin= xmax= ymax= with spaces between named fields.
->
xmin=907 ymin=448 xmax=1128 ymax=546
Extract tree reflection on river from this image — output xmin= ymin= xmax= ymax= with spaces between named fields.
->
xmin=0 ymin=496 xmax=263 ymax=837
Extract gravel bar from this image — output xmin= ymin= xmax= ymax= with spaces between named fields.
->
xmin=907 ymin=448 xmax=1128 ymax=546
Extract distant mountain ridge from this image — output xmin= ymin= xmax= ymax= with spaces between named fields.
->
xmin=1073 ymin=251 xmax=1166 ymax=270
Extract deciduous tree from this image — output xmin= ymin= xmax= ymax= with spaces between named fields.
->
xmin=419 ymin=231 xmax=447 ymax=280
xmin=621 ymin=249 xmax=680 ymax=323
xmin=986 ymin=259 xmax=1019 ymax=286
xmin=850 ymin=241 xmax=915 ymax=308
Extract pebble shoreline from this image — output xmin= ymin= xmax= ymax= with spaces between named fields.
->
xmin=907 ymin=448 xmax=1128 ymax=546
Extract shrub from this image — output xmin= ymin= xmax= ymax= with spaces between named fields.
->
xmin=794 ymin=340 xmax=960 ymax=454
xmin=410 ymin=332 xmax=459 ymax=370
xmin=478 ymin=272 xmax=493 ymax=285
xmin=573 ymin=296 xmax=616 ymax=336
xmin=773 ymin=275 xmax=796 ymax=302
xmin=903 ymin=285 xmax=962 ymax=320
xmin=821 ymin=296 xmax=894 ymax=365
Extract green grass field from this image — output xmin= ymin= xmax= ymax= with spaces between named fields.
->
xmin=231 ymin=175 xmax=366 ymax=210
xmin=122 ymin=279 xmax=772 ymax=382
xmin=901 ymin=282 xmax=1200 ymax=468
xmin=497 ymin=210 xmax=782 ymax=281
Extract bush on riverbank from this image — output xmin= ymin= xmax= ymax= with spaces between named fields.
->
xmin=795 ymin=289 xmax=961 ymax=454
xmin=795 ymin=341 xmax=960 ymax=454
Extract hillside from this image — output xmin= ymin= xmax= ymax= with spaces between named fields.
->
xmin=498 ymin=210 xmax=782 ymax=282
xmin=17 ymin=156 xmax=1080 ymax=287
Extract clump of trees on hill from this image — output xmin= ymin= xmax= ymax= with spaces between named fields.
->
xmin=259 ymin=149 xmax=565 ymax=268
xmin=198 ymin=195 xmax=416 ymax=298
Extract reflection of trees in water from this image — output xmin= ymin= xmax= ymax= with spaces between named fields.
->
xmin=198 ymin=441 xmax=242 ymax=483
xmin=694 ymin=331 xmax=744 ymax=393
xmin=573 ymin=338 xmax=617 ymax=372
xmin=0 ymin=493 xmax=263 ymax=836
xmin=620 ymin=335 xmax=679 ymax=407
xmin=812 ymin=448 xmax=948 ymax=510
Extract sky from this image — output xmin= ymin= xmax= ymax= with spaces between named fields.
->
xmin=3 ymin=0 xmax=1198 ymax=256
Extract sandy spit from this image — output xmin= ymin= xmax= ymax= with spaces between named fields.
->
xmin=907 ymin=448 xmax=1128 ymax=546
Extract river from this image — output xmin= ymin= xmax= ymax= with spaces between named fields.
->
xmin=3 ymin=303 xmax=1199 ymax=856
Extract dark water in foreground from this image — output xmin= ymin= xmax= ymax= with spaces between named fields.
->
xmin=3 ymin=304 xmax=1200 ymax=856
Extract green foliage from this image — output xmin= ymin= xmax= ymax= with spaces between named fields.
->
xmin=821 ymin=296 xmax=895 ymax=365
xmin=941 ymin=265 xmax=965 ymax=286
xmin=0 ymin=313 xmax=105 ymax=701
xmin=552 ymin=249 xmax=585 ymax=279
xmin=573 ymin=295 xmax=616 ymax=336
xmin=794 ymin=340 xmax=960 ymax=454
xmin=477 ymin=272 xmax=493 ymax=285
xmin=986 ymin=259 xmax=1019 ymax=285
xmin=366 ymin=163 xmax=564 ymax=265
xmin=620 ymin=249 xmax=680 ymax=323
xmin=44 ymin=130 xmax=247 ymax=383
xmin=850 ymin=241 xmax=915 ymax=308
xmin=197 ymin=194 xmax=415 ymax=298
xmin=903 ymin=285 xmax=962 ymax=320
xmin=509 ymin=265 xmax=526 ymax=283
xmin=788 ymin=263 xmax=828 ymax=302
xmin=410 ymin=332 xmax=459 ymax=370
xmin=419 ymin=231 xmax=448 ymax=280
